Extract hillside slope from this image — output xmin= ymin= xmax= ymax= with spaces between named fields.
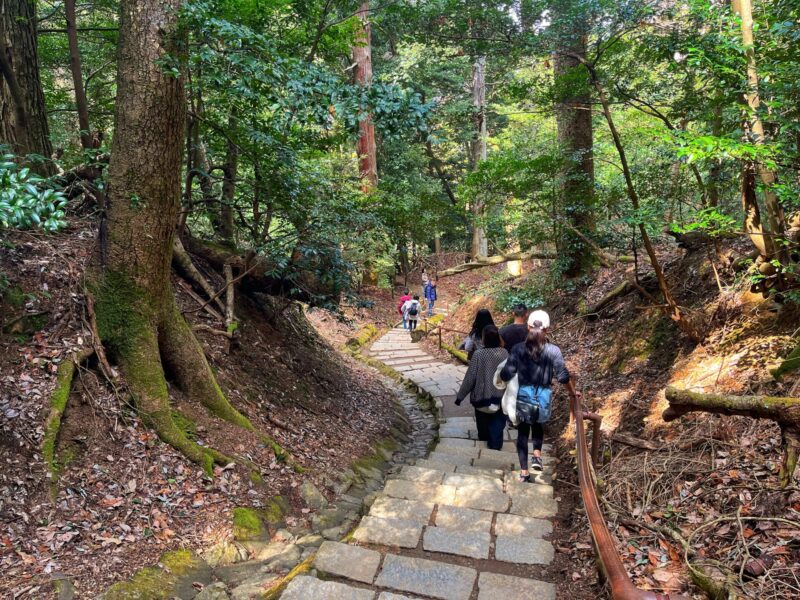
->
xmin=0 ymin=218 xmax=400 ymax=597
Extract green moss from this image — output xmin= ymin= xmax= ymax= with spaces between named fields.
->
xmin=103 ymin=549 xmax=204 ymax=600
xmin=261 ymin=495 xmax=290 ymax=525
xmin=3 ymin=285 xmax=25 ymax=308
xmin=771 ymin=342 xmax=800 ymax=380
xmin=346 ymin=324 xmax=379 ymax=350
xmin=261 ymin=555 xmax=315 ymax=600
xmin=233 ymin=507 xmax=263 ymax=541
xmin=92 ymin=271 xmax=150 ymax=359
xmin=249 ymin=471 xmax=264 ymax=484
xmin=442 ymin=343 xmax=468 ymax=365
xmin=171 ymin=410 xmax=198 ymax=440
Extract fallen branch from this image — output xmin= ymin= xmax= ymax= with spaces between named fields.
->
xmin=176 ymin=278 xmax=225 ymax=322
xmin=612 ymin=432 xmax=663 ymax=451
xmin=664 ymin=386 xmax=800 ymax=487
xmin=564 ymin=224 xmax=635 ymax=266
xmin=437 ymin=250 xmax=556 ymax=278
xmin=192 ymin=324 xmax=234 ymax=339
xmin=183 ymin=236 xmax=338 ymax=304
xmin=172 ymin=237 xmax=226 ymax=314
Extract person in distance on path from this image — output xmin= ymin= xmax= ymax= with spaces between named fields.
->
xmin=499 ymin=310 xmax=581 ymax=482
xmin=454 ymin=325 xmax=508 ymax=450
xmin=397 ymin=288 xmax=412 ymax=329
xmin=401 ymin=294 xmax=422 ymax=331
xmin=499 ymin=303 xmax=529 ymax=349
xmin=424 ymin=278 xmax=438 ymax=317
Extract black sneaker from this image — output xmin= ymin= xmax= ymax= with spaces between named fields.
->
xmin=531 ymin=457 xmax=543 ymax=472
xmin=518 ymin=473 xmax=531 ymax=483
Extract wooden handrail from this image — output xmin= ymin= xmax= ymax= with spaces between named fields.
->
xmin=572 ymin=395 xmax=690 ymax=600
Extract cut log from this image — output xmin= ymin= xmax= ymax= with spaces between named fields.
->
xmin=437 ymin=251 xmax=556 ymax=278
xmin=664 ymin=386 xmax=800 ymax=487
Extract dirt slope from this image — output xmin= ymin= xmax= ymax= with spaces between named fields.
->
xmin=0 ymin=219 xmax=399 ymax=597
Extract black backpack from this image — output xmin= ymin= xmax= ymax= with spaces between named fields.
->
xmin=408 ymin=302 xmax=419 ymax=316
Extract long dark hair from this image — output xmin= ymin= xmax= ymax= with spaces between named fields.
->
xmin=482 ymin=325 xmax=502 ymax=349
xmin=470 ymin=309 xmax=495 ymax=338
xmin=525 ymin=327 xmax=547 ymax=362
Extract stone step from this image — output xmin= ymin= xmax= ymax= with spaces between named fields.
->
xmin=374 ymin=554 xmax=477 ymax=600
xmin=351 ymin=515 xmax=423 ymax=548
xmin=477 ymin=572 xmax=555 ymax=600
xmin=368 ymin=495 xmax=434 ymax=525
xmin=313 ymin=541 xmax=381 ymax=584
xmin=281 ymin=575 xmax=374 ymax=600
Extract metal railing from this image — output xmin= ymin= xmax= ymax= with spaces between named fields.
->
xmin=571 ymin=395 xmax=689 ymax=600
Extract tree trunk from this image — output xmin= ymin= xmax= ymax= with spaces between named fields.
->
xmin=217 ymin=112 xmax=237 ymax=246
xmin=470 ymin=55 xmax=488 ymax=259
xmin=94 ymin=0 xmax=251 ymax=472
xmin=65 ymin=0 xmax=92 ymax=150
xmin=0 ymin=0 xmax=54 ymax=173
xmin=706 ymin=100 xmax=723 ymax=207
xmin=353 ymin=1 xmax=377 ymax=188
xmin=664 ymin=386 xmax=800 ymax=487
xmin=585 ymin=63 xmax=702 ymax=343
xmin=438 ymin=250 xmax=556 ymax=278
xmin=733 ymin=0 xmax=787 ymax=263
xmin=741 ymin=161 xmax=772 ymax=257
xmin=553 ymin=1 xmax=595 ymax=277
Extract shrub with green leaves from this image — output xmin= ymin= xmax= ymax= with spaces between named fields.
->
xmin=0 ymin=154 xmax=67 ymax=232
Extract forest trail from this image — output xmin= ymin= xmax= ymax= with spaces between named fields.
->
xmin=278 ymin=328 xmax=558 ymax=599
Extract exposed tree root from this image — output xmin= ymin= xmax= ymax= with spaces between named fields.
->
xmin=92 ymin=272 xmax=247 ymax=473
xmin=42 ymin=348 xmax=95 ymax=496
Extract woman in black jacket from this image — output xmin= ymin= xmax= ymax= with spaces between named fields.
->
xmin=455 ymin=325 xmax=508 ymax=449
xmin=500 ymin=310 xmax=581 ymax=482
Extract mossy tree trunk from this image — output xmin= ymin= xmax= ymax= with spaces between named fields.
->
xmin=93 ymin=0 xmax=251 ymax=471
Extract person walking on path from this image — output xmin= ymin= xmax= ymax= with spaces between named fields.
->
xmin=461 ymin=308 xmax=495 ymax=361
xmin=424 ymin=278 xmax=438 ymax=317
xmin=454 ymin=325 xmax=508 ymax=449
xmin=397 ymin=288 xmax=412 ymax=329
xmin=499 ymin=304 xmax=529 ymax=349
xmin=499 ymin=310 xmax=581 ymax=482
xmin=421 ymin=268 xmax=429 ymax=294
xmin=401 ymin=295 xmax=422 ymax=331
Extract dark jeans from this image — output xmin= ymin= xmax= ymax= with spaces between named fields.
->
xmin=517 ymin=421 xmax=544 ymax=470
xmin=474 ymin=409 xmax=505 ymax=450
xmin=408 ymin=319 xmax=417 ymax=331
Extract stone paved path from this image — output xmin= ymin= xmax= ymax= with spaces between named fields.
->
xmin=279 ymin=327 xmax=558 ymax=600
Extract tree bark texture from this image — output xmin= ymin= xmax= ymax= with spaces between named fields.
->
xmin=470 ymin=55 xmax=488 ymax=259
xmin=95 ymin=0 xmax=250 ymax=471
xmin=733 ymin=0 xmax=787 ymax=263
xmin=65 ymin=0 xmax=92 ymax=149
xmin=0 ymin=0 xmax=54 ymax=173
xmin=664 ymin=386 xmax=800 ymax=487
xmin=553 ymin=1 xmax=595 ymax=277
xmin=353 ymin=1 xmax=377 ymax=188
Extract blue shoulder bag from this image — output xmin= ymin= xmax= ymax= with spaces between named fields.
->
xmin=516 ymin=385 xmax=552 ymax=424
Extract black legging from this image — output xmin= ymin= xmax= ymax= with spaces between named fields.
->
xmin=516 ymin=422 xmax=543 ymax=471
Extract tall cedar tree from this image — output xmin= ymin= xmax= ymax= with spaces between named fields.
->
xmin=94 ymin=0 xmax=253 ymax=470
xmin=0 ymin=0 xmax=54 ymax=173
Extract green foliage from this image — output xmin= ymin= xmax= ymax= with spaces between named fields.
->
xmin=672 ymin=207 xmax=737 ymax=239
xmin=0 ymin=154 xmax=66 ymax=232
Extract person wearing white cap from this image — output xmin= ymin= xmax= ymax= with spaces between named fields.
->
xmin=499 ymin=309 xmax=581 ymax=482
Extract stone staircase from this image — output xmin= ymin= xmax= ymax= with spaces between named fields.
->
xmin=278 ymin=328 xmax=559 ymax=600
